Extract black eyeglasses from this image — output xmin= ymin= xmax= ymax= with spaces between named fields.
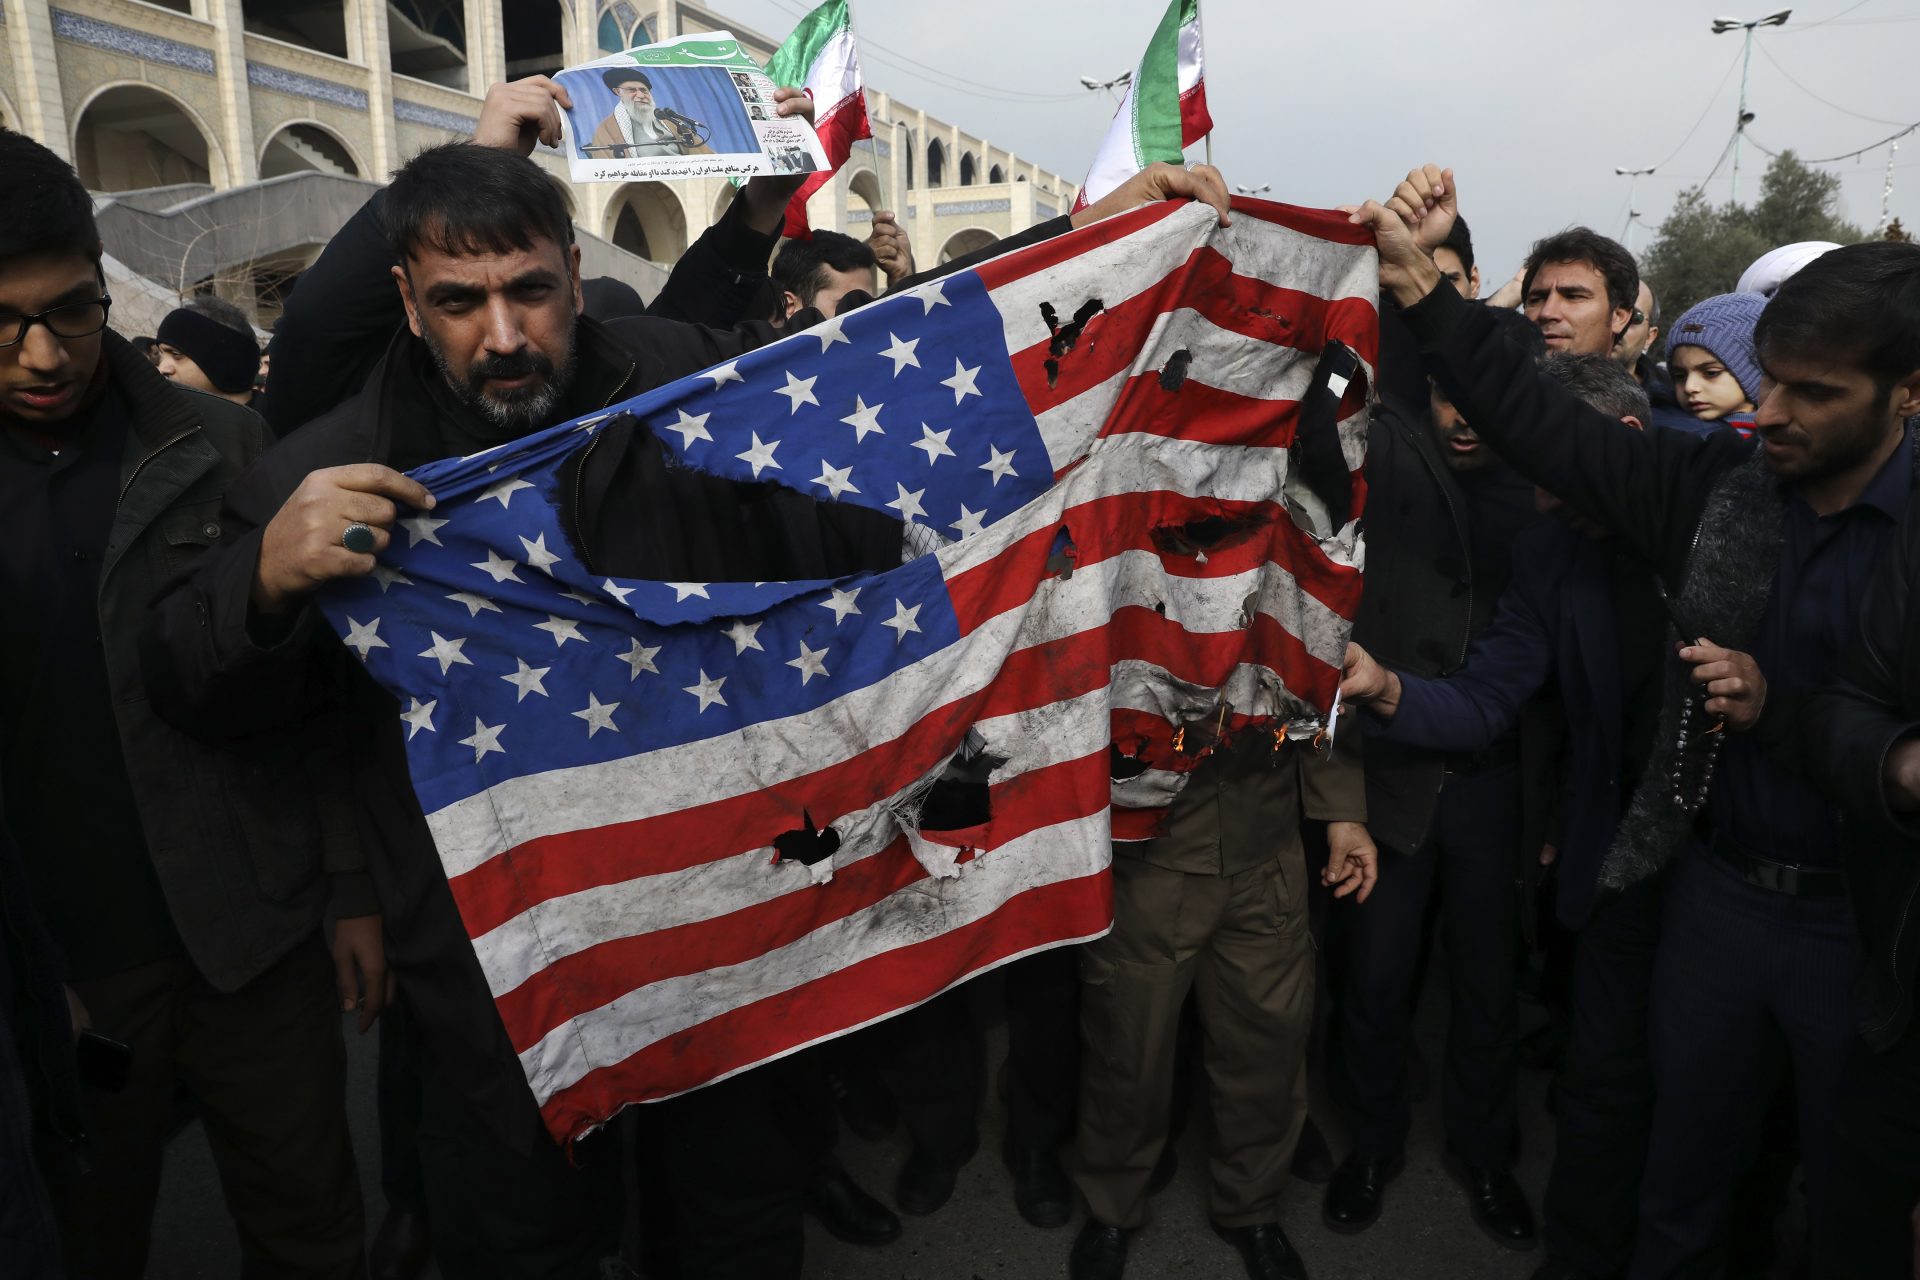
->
xmin=0 ymin=294 xmax=113 ymax=348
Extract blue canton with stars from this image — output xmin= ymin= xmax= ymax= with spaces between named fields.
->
xmin=318 ymin=267 xmax=1047 ymax=817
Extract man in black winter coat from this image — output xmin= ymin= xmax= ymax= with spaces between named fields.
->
xmin=1352 ymin=167 xmax=1920 ymax=1280
xmin=141 ymin=116 xmax=1230 ymax=1273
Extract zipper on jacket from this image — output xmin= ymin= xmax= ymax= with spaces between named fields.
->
xmin=568 ymin=354 xmax=639 ymax=577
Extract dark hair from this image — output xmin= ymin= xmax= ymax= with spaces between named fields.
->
xmin=1486 ymin=303 xmax=1549 ymax=360
xmin=602 ymin=66 xmax=652 ymax=92
xmin=184 ymin=293 xmax=254 ymax=336
xmin=1439 ymin=214 xmax=1474 ymax=275
xmin=0 ymin=128 xmax=102 ymax=264
xmin=1539 ymin=351 xmax=1652 ymax=424
xmin=1521 ymin=227 xmax=1639 ymax=315
xmin=771 ymin=231 xmax=877 ymax=306
xmin=1643 ymin=282 xmax=1661 ymax=330
xmin=1754 ymin=241 xmax=1920 ymax=395
xmin=383 ymin=143 xmax=575 ymax=266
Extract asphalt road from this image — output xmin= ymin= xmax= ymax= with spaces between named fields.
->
xmin=143 ymin=962 xmax=1800 ymax=1280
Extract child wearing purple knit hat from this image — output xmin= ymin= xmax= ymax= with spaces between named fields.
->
xmin=1667 ymin=292 xmax=1768 ymax=424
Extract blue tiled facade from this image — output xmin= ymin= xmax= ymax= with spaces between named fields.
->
xmin=51 ymin=9 xmax=214 ymax=74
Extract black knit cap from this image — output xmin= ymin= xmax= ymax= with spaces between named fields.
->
xmin=601 ymin=66 xmax=651 ymax=92
xmin=156 ymin=307 xmax=259 ymax=394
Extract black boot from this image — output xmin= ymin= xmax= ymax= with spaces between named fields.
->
xmin=1003 ymin=1140 xmax=1073 ymax=1228
xmin=1322 ymin=1151 xmax=1403 ymax=1233
xmin=1068 ymin=1221 xmax=1132 ymax=1280
xmin=1444 ymin=1149 xmax=1537 ymax=1251
xmin=895 ymin=1135 xmax=977 ymax=1216
xmin=826 ymin=1069 xmax=898 ymax=1142
xmin=804 ymin=1164 xmax=902 ymax=1245
xmin=1213 ymin=1221 xmax=1309 ymax=1280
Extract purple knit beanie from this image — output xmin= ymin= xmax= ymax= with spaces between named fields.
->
xmin=1666 ymin=292 xmax=1768 ymax=405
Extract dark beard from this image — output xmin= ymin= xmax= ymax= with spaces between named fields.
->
xmin=425 ymin=330 xmax=578 ymax=440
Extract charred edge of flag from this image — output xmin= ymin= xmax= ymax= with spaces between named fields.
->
xmin=1159 ymin=348 xmax=1193 ymax=391
xmin=1045 ymin=526 xmax=1078 ymax=580
xmin=1039 ymin=298 xmax=1107 ymax=389
xmin=1149 ymin=509 xmax=1276 ymax=563
xmin=1108 ymin=742 xmax=1151 ymax=780
xmin=773 ymin=809 xmax=842 ymax=866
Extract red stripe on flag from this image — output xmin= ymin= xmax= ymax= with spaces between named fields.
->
xmin=1112 ymin=807 xmax=1170 ymax=843
xmin=1007 ymin=246 xmax=1378 ymax=418
xmin=1228 ymin=197 xmax=1380 ymax=247
xmin=1179 ymin=83 xmax=1213 ymax=144
xmin=781 ymin=93 xmax=872 ymax=238
xmin=971 ymin=200 xmax=1190 ymax=291
xmin=537 ymin=872 xmax=1114 ymax=1143
xmin=491 ymin=750 xmax=1111 ymax=1055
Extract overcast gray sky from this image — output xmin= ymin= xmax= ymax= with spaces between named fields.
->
xmin=711 ymin=0 xmax=1920 ymax=284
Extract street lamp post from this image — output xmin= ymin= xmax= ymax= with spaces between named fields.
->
xmin=1615 ymin=165 xmax=1655 ymax=252
xmin=1710 ymin=10 xmax=1791 ymax=203
xmin=1079 ymin=69 xmax=1133 ymax=105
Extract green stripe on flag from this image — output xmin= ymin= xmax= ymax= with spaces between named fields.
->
xmin=1129 ymin=0 xmax=1189 ymax=169
xmin=766 ymin=0 xmax=851 ymax=87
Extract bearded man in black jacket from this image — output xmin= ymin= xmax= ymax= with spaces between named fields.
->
xmin=141 ymin=122 xmax=1227 ymax=1274
xmin=1352 ymin=168 xmax=1920 ymax=1280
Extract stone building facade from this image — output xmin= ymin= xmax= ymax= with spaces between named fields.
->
xmin=0 ymin=0 xmax=1077 ymax=318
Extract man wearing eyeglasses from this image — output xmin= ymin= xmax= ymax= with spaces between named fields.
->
xmin=0 ymin=127 xmax=375 ymax=1278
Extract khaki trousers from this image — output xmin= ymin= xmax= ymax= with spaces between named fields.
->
xmin=1072 ymin=849 xmax=1313 ymax=1229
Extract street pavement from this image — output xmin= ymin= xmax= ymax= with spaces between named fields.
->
xmin=143 ymin=960 xmax=1799 ymax=1279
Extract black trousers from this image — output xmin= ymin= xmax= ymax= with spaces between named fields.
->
xmin=1631 ymin=852 xmax=1856 ymax=1279
xmin=376 ymin=997 xmax=427 ymax=1213
xmin=880 ymin=946 xmax=1080 ymax=1165
xmin=41 ymin=940 xmax=364 ymax=1280
xmin=1336 ymin=764 xmax=1522 ymax=1167
xmin=1816 ymin=1018 xmax=1920 ymax=1279
xmin=1541 ymin=873 xmax=1665 ymax=1276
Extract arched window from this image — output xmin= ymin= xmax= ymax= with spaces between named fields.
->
xmin=926 ymin=138 xmax=946 ymax=188
xmin=74 ymin=84 xmax=217 ymax=191
xmin=988 ymin=163 xmax=1005 ymax=184
xmin=959 ymin=152 xmax=977 ymax=186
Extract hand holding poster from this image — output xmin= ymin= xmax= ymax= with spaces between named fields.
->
xmin=555 ymin=32 xmax=832 ymax=183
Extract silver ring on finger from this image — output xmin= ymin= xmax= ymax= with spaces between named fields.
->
xmin=342 ymin=522 xmax=377 ymax=555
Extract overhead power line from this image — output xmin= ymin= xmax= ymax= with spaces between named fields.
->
xmin=1755 ymin=42 xmax=1915 ymax=126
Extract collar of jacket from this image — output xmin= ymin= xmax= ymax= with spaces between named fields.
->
xmin=359 ymin=314 xmax=640 ymax=464
xmin=1600 ymin=424 xmax=1920 ymax=891
xmin=100 ymin=330 xmax=224 ymax=577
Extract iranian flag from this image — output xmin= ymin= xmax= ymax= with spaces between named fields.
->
xmin=1072 ymin=0 xmax=1212 ymax=211
xmin=766 ymin=0 xmax=871 ymax=238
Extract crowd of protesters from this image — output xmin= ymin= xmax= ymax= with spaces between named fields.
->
xmin=1 ymin=66 xmax=1917 ymax=1280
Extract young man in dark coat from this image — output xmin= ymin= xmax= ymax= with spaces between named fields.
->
xmin=0 ymin=127 xmax=377 ymax=1279
xmin=141 ymin=117 xmax=1228 ymax=1273
xmin=1352 ymin=165 xmax=1920 ymax=1280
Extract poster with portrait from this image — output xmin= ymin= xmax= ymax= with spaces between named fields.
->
xmin=554 ymin=31 xmax=831 ymax=183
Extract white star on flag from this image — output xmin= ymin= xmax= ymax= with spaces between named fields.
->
xmin=812 ymin=459 xmax=859 ymax=500
xmin=666 ymin=410 xmax=713 ymax=448
xmin=811 ymin=315 xmax=851 ymax=352
xmin=774 ymin=371 xmax=819 ymax=414
xmin=722 ymin=619 xmax=765 ymax=655
xmin=878 ymin=333 xmax=921 ymax=376
xmin=372 ymin=566 xmax=412 ymax=592
xmin=418 ymin=631 xmax=472 ymax=674
xmin=919 ymin=280 xmax=951 ymax=314
xmin=839 ymin=397 xmax=886 ymax=442
xmin=618 ymin=638 xmax=661 ymax=679
xmin=446 ymin=591 xmax=502 ymax=617
xmin=951 ymin=505 xmax=988 ymax=539
xmin=479 ymin=477 xmax=535 ymax=508
xmin=519 ymin=533 xmax=561 ymax=574
xmin=471 ymin=550 xmax=521 ymax=584
xmin=399 ymin=696 xmax=437 ymax=739
xmin=402 ymin=514 xmax=450 ymax=548
xmin=560 ymin=588 xmax=599 ymax=607
xmin=981 ymin=445 xmax=1019 ymax=486
xmin=704 ymin=360 xmax=743 ymax=388
xmin=602 ymin=579 xmax=637 ymax=606
xmin=666 ymin=582 xmax=710 ymax=601
xmin=458 ymin=717 xmax=506 ymax=762
xmin=821 ymin=586 xmax=862 ymax=624
xmin=787 ymin=640 xmax=831 ymax=686
xmin=501 ymin=658 xmax=551 ymax=701
xmin=886 ymin=483 xmax=928 ymax=523
xmin=941 ymin=360 xmax=983 ymax=404
xmin=912 ymin=424 xmax=955 ymax=464
xmin=343 ymin=617 xmax=388 ymax=659
xmin=883 ymin=600 xmax=923 ymax=643
xmin=533 ymin=615 xmax=587 ymax=647
xmin=572 ymin=693 xmax=621 ymax=738
xmin=736 ymin=433 xmax=782 ymax=478
xmin=683 ymin=669 xmax=728 ymax=712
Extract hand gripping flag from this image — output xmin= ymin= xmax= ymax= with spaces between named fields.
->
xmin=318 ymin=198 xmax=1377 ymax=1145
xmin=1072 ymin=0 xmax=1213 ymax=212
xmin=765 ymin=0 xmax=871 ymax=237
